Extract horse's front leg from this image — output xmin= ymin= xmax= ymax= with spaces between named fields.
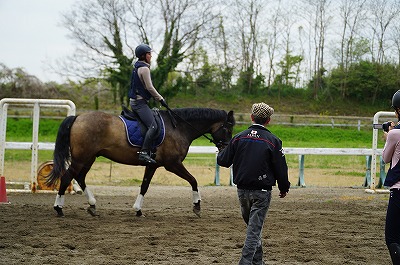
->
xmin=192 ymin=190 xmax=201 ymax=217
xmin=133 ymin=165 xmax=158 ymax=217
xmin=164 ymin=162 xmax=201 ymax=217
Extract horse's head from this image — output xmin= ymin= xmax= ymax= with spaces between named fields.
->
xmin=211 ymin=110 xmax=235 ymax=152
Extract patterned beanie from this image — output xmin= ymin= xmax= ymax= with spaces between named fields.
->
xmin=251 ymin=102 xmax=274 ymax=119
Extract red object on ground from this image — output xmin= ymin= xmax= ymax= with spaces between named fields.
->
xmin=0 ymin=176 xmax=9 ymax=203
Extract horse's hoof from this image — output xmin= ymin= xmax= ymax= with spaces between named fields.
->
xmin=136 ymin=210 xmax=145 ymax=217
xmin=193 ymin=202 xmax=201 ymax=218
xmin=54 ymin=206 xmax=64 ymax=217
xmin=87 ymin=205 xmax=99 ymax=217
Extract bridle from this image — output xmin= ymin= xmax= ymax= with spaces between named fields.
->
xmin=210 ymin=121 xmax=234 ymax=150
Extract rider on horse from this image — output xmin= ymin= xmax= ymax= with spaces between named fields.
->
xmin=129 ymin=44 xmax=168 ymax=164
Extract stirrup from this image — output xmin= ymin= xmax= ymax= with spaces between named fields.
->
xmin=138 ymin=151 xmax=156 ymax=164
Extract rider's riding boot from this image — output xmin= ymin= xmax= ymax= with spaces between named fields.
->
xmin=138 ymin=124 xmax=157 ymax=164
xmin=389 ymin=243 xmax=400 ymax=265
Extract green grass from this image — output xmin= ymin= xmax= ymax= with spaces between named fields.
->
xmin=5 ymin=113 xmax=377 ymax=149
xmin=5 ymin=118 xmax=62 ymax=142
xmin=4 ymin=118 xmax=383 ymax=168
xmin=193 ymin=124 xmax=377 ymax=148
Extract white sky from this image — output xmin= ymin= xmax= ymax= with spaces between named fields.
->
xmin=0 ymin=0 xmax=76 ymax=83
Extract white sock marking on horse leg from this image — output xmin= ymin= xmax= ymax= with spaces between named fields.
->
xmin=133 ymin=194 xmax=144 ymax=211
xmin=54 ymin=194 xmax=65 ymax=208
xmin=84 ymin=187 xmax=96 ymax=206
xmin=192 ymin=191 xmax=201 ymax=204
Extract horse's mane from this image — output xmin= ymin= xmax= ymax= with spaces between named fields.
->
xmin=171 ymin=108 xmax=227 ymax=122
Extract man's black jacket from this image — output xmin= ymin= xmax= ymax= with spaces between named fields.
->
xmin=217 ymin=124 xmax=290 ymax=193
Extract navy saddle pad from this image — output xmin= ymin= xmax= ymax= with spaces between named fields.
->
xmin=119 ymin=113 xmax=165 ymax=148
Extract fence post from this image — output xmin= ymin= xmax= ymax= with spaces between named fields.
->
xmin=214 ymin=153 xmax=220 ymax=186
xmin=229 ymin=166 xmax=234 ymax=186
xmin=377 ymin=156 xmax=386 ymax=188
xmin=297 ymin=155 xmax=306 ymax=187
xmin=363 ymin=155 xmax=372 ymax=187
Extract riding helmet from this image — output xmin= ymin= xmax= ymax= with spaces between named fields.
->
xmin=135 ymin=44 xmax=152 ymax=58
xmin=392 ymin=90 xmax=400 ymax=109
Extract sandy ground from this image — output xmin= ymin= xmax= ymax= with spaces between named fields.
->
xmin=0 ymin=184 xmax=391 ymax=265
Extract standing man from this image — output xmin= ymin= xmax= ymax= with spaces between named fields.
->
xmin=217 ymin=102 xmax=290 ymax=265
xmin=382 ymin=90 xmax=400 ymax=265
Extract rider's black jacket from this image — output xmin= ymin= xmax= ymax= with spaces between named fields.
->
xmin=217 ymin=124 xmax=290 ymax=193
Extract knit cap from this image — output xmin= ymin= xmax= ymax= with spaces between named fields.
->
xmin=251 ymin=102 xmax=274 ymax=119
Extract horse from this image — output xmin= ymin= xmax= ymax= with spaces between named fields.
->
xmin=45 ymin=107 xmax=235 ymax=217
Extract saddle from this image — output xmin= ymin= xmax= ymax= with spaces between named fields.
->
xmin=119 ymin=105 xmax=165 ymax=148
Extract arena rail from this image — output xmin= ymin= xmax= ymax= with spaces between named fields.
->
xmin=283 ymin=148 xmax=384 ymax=188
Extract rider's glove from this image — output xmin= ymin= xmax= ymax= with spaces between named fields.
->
xmin=160 ymin=99 xmax=168 ymax=108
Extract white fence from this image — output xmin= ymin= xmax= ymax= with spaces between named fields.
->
xmin=284 ymin=148 xmax=384 ymax=188
xmin=0 ymin=98 xmax=76 ymax=192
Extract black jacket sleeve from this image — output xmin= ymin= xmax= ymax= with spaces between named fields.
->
xmin=217 ymin=139 xmax=235 ymax=168
xmin=271 ymin=142 xmax=290 ymax=193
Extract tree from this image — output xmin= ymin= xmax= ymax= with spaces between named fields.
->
xmin=265 ymin=1 xmax=283 ymax=90
xmin=336 ymin=0 xmax=367 ymax=98
xmin=212 ymin=15 xmax=234 ymax=90
xmin=60 ymin=0 xmax=219 ymax=105
xmin=368 ymin=0 xmax=400 ymax=64
xmin=276 ymin=54 xmax=303 ymax=87
xmin=301 ymin=0 xmax=333 ymax=99
xmin=366 ymin=0 xmax=400 ymax=103
xmin=60 ymin=0 xmax=132 ymax=104
xmin=0 ymin=64 xmax=45 ymax=99
xmin=230 ymin=0 xmax=265 ymax=94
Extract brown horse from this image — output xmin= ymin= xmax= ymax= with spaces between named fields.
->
xmin=45 ymin=108 xmax=235 ymax=217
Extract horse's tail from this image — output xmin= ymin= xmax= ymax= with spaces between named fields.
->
xmin=45 ymin=115 xmax=78 ymax=187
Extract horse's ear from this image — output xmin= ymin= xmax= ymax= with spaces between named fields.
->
xmin=227 ymin=110 xmax=235 ymax=124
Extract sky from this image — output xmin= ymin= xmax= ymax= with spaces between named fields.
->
xmin=0 ymin=0 xmax=76 ymax=83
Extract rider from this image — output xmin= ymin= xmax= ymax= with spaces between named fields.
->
xmin=382 ymin=90 xmax=400 ymax=264
xmin=129 ymin=44 xmax=168 ymax=164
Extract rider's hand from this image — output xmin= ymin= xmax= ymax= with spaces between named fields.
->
xmin=384 ymin=131 xmax=389 ymax=141
xmin=160 ymin=99 xmax=168 ymax=108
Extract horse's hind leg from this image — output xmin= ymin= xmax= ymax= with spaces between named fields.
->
xmin=164 ymin=162 xmax=201 ymax=217
xmin=133 ymin=165 xmax=158 ymax=217
xmin=74 ymin=159 xmax=99 ymax=216
xmin=53 ymin=166 xmax=77 ymax=217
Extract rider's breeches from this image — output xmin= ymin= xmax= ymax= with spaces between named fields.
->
xmin=130 ymin=99 xmax=158 ymax=152
xmin=130 ymin=99 xmax=157 ymax=130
